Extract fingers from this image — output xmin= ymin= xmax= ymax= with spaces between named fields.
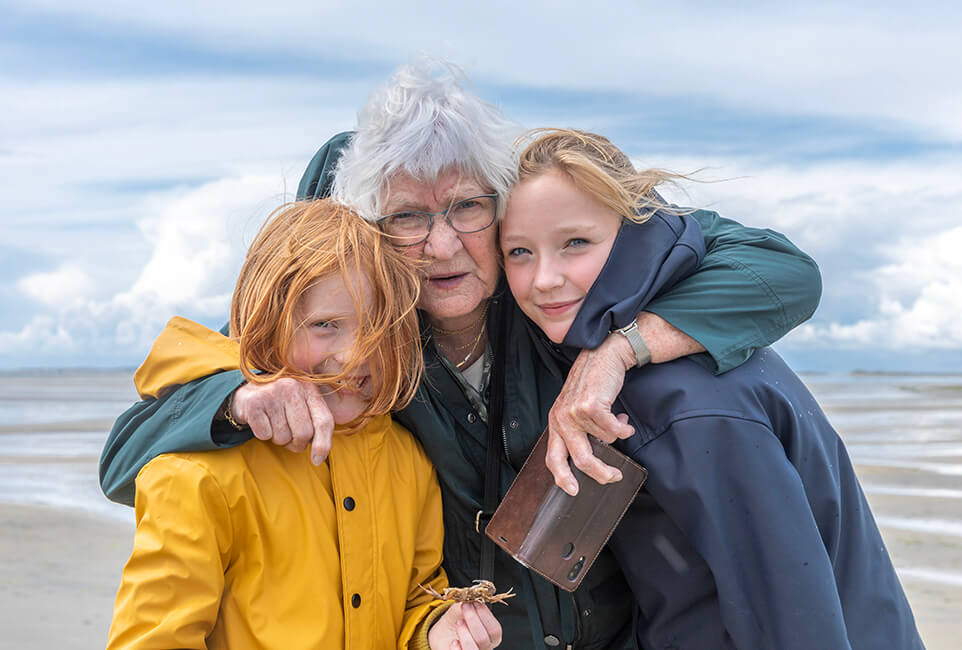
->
xmin=246 ymin=408 xmax=273 ymax=442
xmin=461 ymin=603 xmax=490 ymax=645
xmin=456 ymin=604 xmax=496 ymax=650
xmin=548 ymin=338 xmax=634 ymax=452
xmin=561 ymin=400 xmax=634 ymax=444
xmin=305 ymin=385 xmax=334 ymax=465
xmin=283 ymin=397 xmax=313 ymax=453
xmin=569 ymin=443 xmax=623 ymax=488
xmin=547 ymin=428 xmax=624 ymax=494
xmin=429 ymin=603 xmax=501 ymax=650
xmin=231 ymin=383 xmax=271 ymax=441
xmin=545 ymin=432 xmax=580 ymax=496
xmin=228 ymin=379 xmax=334 ymax=464
xmin=470 ymin=604 xmax=502 ymax=647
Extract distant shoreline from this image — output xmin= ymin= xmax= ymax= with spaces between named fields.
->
xmin=0 ymin=367 xmax=137 ymax=377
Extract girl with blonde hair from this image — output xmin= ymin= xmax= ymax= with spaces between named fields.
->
xmin=500 ymin=128 xmax=922 ymax=650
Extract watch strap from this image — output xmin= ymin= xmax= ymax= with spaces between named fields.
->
xmin=614 ymin=321 xmax=651 ymax=368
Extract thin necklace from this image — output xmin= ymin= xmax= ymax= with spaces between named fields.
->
xmin=454 ymin=324 xmax=487 ymax=369
xmin=432 ymin=302 xmax=489 ymax=336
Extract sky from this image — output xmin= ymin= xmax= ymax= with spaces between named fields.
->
xmin=2 ymin=0 xmax=961 ymax=372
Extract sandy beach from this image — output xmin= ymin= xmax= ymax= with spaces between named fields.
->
xmin=0 ymin=501 xmax=132 ymax=649
xmin=1 ymin=370 xmax=960 ymax=649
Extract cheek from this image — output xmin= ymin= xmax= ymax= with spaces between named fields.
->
xmin=287 ymin=335 xmax=308 ymax=369
xmin=398 ymin=244 xmax=426 ymax=262
xmin=465 ymin=231 xmax=501 ymax=284
xmin=288 ymin=333 xmax=329 ymax=373
xmin=503 ymin=264 xmax=529 ymax=301
xmin=573 ymin=253 xmax=609 ymax=292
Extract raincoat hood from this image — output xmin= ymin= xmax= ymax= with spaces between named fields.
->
xmin=562 ymin=209 xmax=706 ymax=350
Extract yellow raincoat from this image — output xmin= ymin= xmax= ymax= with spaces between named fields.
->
xmin=107 ymin=320 xmax=448 ymax=649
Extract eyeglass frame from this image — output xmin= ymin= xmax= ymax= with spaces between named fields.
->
xmin=375 ymin=193 xmax=500 ymax=247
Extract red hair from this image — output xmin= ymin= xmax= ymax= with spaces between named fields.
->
xmin=230 ymin=199 xmax=422 ymax=429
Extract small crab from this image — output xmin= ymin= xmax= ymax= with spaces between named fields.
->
xmin=419 ymin=579 xmax=516 ymax=606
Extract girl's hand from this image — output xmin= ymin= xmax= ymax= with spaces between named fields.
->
xmin=427 ymin=602 xmax=502 ymax=650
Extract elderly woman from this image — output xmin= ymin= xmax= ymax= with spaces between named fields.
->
xmin=101 ymin=63 xmax=822 ymax=649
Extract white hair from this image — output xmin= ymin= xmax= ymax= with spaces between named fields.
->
xmin=331 ymin=61 xmax=521 ymax=222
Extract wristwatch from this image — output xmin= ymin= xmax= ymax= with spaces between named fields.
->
xmin=613 ymin=321 xmax=651 ymax=368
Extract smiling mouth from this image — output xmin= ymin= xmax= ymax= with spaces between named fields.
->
xmin=333 ymin=376 xmax=369 ymax=392
xmin=537 ymin=299 xmax=582 ymax=316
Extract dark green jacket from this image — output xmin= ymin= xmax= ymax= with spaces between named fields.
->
xmin=100 ymin=133 xmax=822 ymax=648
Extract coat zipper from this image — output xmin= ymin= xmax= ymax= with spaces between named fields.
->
xmin=501 ymin=424 xmax=512 ymax=468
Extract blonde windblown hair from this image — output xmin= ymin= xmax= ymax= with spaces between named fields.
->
xmin=515 ymin=128 xmax=691 ymax=223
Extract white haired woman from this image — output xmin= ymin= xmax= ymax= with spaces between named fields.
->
xmin=101 ymin=61 xmax=822 ymax=648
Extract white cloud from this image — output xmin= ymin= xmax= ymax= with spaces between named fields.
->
xmin=129 ymin=175 xmax=282 ymax=303
xmin=794 ymin=226 xmax=962 ymax=348
xmin=655 ymin=154 xmax=962 ymax=352
xmin=18 ymin=265 xmax=95 ymax=307
xmin=0 ymin=173 xmax=286 ymax=365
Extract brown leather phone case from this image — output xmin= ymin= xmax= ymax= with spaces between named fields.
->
xmin=485 ymin=429 xmax=647 ymax=591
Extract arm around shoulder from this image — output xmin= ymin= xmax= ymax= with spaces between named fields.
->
xmin=100 ymin=316 xmax=251 ymax=506
xmin=100 ymin=370 xmax=249 ymax=506
xmin=645 ymin=209 xmax=821 ymax=373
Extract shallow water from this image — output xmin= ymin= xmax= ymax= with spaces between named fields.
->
xmin=0 ymin=371 xmax=138 ymax=523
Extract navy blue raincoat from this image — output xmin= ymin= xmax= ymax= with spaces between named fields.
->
xmin=557 ymin=211 xmax=924 ymax=649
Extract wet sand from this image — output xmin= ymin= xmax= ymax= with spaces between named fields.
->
xmin=0 ymin=502 xmax=132 ymax=649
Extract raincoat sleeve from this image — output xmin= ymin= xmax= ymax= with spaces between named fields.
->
xmin=632 ymin=416 xmax=852 ymax=649
xmin=106 ymin=455 xmax=233 ymax=649
xmin=399 ymin=459 xmax=453 ymax=649
xmin=100 ymin=318 xmax=250 ymax=506
xmin=645 ymin=209 xmax=821 ymax=373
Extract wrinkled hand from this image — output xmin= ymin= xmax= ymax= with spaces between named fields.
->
xmin=428 ymin=603 xmax=502 ymax=650
xmin=229 ymin=378 xmax=334 ymax=465
xmin=546 ymin=332 xmax=636 ymax=496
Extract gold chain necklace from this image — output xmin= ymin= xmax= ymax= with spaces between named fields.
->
xmin=432 ymin=302 xmax=490 ymax=336
xmin=453 ymin=324 xmax=487 ymax=369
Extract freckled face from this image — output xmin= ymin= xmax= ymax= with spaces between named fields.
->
xmin=381 ymin=170 xmax=501 ymax=330
xmin=288 ymin=268 xmax=374 ymax=425
xmin=501 ymin=170 xmax=622 ymax=343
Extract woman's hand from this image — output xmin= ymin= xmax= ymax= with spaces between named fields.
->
xmin=546 ymin=312 xmax=704 ymax=495
xmin=229 ymin=378 xmax=335 ymax=465
xmin=427 ymin=603 xmax=502 ymax=650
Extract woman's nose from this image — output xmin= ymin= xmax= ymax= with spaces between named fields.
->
xmin=421 ymin=217 xmax=464 ymax=260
